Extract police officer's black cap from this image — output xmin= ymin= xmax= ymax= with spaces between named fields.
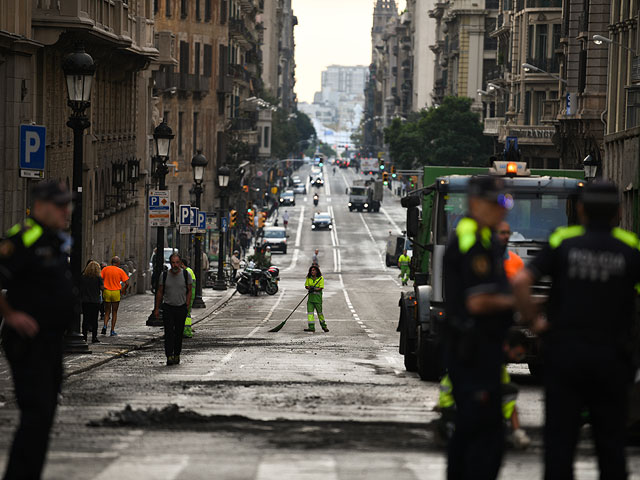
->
xmin=467 ymin=175 xmax=505 ymax=203
xmin=31 ymin=181 xmax=73 ymax=205
xmin=580 ymin=181 xmax=620 ymax=207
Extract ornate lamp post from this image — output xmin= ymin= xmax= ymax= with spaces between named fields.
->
xmin=583 ymin=154 xmax=600 ymax=182
xmin=146 ymin=121 xmax=174 ymax=326
xmin=191 ymin=151 xmax=208 ymax=308
xmin=212 ymin=165 xmax=231 ymax=290
xmin=63 ymin=43 xmax=95 ymax=352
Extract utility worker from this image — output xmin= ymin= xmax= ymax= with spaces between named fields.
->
xmin=443 ymin=175 xmax=515 ymax=480
xmin=398 ymin=249 xmax=411 ymax=286
xmin=497 ymin=221 xmax=524 ymax=280
xmin=304 ymin=264 xmax=328 ymax=333
xmin=514 ymin=181 xmax=640 ymax=479
xmin=181 ymin=258 xmax=196 ymax=338
xmin=436 ymin=330 xmax=531 ymax=449
xmin=0 ymin=181 xmax=79 ymax=479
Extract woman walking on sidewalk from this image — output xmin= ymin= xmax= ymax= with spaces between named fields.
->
xmin=81 ymin=260 xmax=104 ymax=343
xmin=304 ymin=265 xmax=328 ymax=333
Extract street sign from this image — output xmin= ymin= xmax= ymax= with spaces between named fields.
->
xmin=19 ymin=124 xmax=46 ymax=177
xmin=179 ymin=204 xmax=191 ymax=226
xmin=190 ymin=207 xmax=199 ymax=227
xmin=206 ymin=212 xmax=217 ymax=230
xmin=197 ymin=211 xmax=207 ymax=233
xmin=148 ymin=190 xmax=171 ymax=227
xmin=221 ymin=216 xmax=228 ymax=233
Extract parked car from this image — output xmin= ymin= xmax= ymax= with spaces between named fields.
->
xmin=311 ymin=212 xmax=333 ymax=230
xmin=280 ymin=190 xmax=296 ymax=206
xmin=259 ymin=226 xmax=288 ymax=254
xmin=149 ymin=247 xmax=179 ymax=272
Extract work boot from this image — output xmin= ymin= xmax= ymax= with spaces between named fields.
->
xmin=91 ymin=337 xmax=100 ymax=344
xmin=166 ymin=355 xmax=175 ymax=366
xmin=304 ymin=327 xmax=315 ymax=333
xmin=321 ymin=325 xmax=329 ymax=333
xmin=174 ymin=355 xmax=180 ymax=364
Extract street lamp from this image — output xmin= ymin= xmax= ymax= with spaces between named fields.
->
xmin=592 ymin=34 xmax=638 ymax=54
xmin=583 ymin=154 xmax=599 ymax=181
xmin=147 ymin=121 xmax=174 ymax=326
xmin=63 ymin=42 xmax=95 ymax=353
xmin=521 ymin=62 xmax=568 ymax=84
xmin=212 ymin=165 xmax=231 ymax=291
xmin=191 ymin=151 xmax=208 ymax=308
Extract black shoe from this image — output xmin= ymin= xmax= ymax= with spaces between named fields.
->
xmin=321 ymin=325 xmax=329 ymax=333
xmin=174 ymin=355 xmax=180 ymax=364
xmin=101 ymin=327 xmax=107 ymax=335
xmin=91 ymin=337 xmax=100 ymax=344
xmin=82 ymin=334 xmax=88 ymax=343
xmin=304 ymin=328 xmax=315 ymax=332
xmin=166 ymin=356 xmax=175 ymax=365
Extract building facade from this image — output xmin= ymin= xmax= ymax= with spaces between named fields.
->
xmin=407 ymin=0 xmax=437 ymax=111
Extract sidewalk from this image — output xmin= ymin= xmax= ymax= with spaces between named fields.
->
xmin=0 ymin=287 xmax=236 ymax=405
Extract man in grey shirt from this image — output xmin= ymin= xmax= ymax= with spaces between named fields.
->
xmin=154 ymin=253 xmax=192 ymax=365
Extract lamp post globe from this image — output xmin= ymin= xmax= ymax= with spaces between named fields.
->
xmin=191 ymin=151 xmax=209 ymax=308
xmin=153 ymin=121 xmax=174 ymax=158
xmin=63 ymin=43 xmax=95 ymax=353
xmin=583 ymin=154 xmax=599 ymax=182
xmin=213 ymin=165 xmax=231 ymax=291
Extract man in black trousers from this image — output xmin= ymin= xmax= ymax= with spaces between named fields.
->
xmin=154 ymin=252 xmax=192 ymax=365
xmin=0 ymin=181 xmax=78 ymax=480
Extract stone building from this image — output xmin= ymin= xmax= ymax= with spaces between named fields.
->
xmin=1 ymin=0 xmax=157 ymax=292
xmin=406 ymin=0 xmax=437 ymax=111
xmin=278 ymin=0 xmax=297 ymax=112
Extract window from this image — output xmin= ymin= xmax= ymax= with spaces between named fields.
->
xmin=218 ymin=93 xmax=225 ymax=115
xmin=626 ymin=87 xmax=640 ymax=129
xmin=203 ymin=44 xmax=213 ymax=77
xmin=193 ymin=112 xmax=199 ymax=154
xmin=181 ymin=0 xmax=187 ymax=18
xmin=535 ymin=24 xmax=548 ymax=61
xmin=204 ymin=0 xmax=211 ymax=21
xmin=263 ymin=126 xmax=270 ymax=148
xmin=196 ymin=0 xmax=201 ymax=20
xmin=163 ymin=110 xmax=170 ymax=124
xmin=154 ymin=0 xmax=159 ymax=13
xmin=524 ymin=91 xmax=531 ymax=125
xmin=179 ymin=41 xmax=189 ymax=73
xmin=178 ymin=112 xmax=183 ymax=155
xmin=165 ymin=0 xmax=171 ymax=17
xmin=221 ymin=0 xmax=227 ymax=24
xmin=534 ymin=91 xmax=546 ymax=125
xmin=195 ymin=43 xmax=201 ymax=76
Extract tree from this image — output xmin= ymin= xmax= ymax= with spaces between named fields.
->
xmin=271 ymin=110 xmax=317 ymax=159
xmin=384 ymin=96 xmax=492 ymax=168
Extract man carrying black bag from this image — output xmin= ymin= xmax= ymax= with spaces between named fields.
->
xmin=443 ymin=175 xmax=515 ymax=480
xmin=154 ymin=252 xmax=192 ymax=366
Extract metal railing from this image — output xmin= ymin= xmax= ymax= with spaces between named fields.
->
xmin=483 ymin=117 xmax=505 ymax=135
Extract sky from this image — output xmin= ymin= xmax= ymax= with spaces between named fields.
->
xmin=294 ymin=0 xmax=406 ymax=104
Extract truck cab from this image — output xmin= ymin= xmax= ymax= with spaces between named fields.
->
xmin=398 ymin=161 xmax=584 ymax=380
xmin=348 ymin=179 xmax=383 ymax=212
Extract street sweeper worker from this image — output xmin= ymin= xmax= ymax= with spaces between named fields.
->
xmin=304 ymin=264 xmax=328 ymax=333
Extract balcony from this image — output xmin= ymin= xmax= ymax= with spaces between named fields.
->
xmin=229 ymin=18 xmax=258 ymax=47
xmin=525 ymin=0 xmax=561 ymax=7
xmin=230 ymin=117 xmax=256 ymax=131
xmin=525 ymin=56 xmax=560 ymax=74
xmin=540 ymin=98 xmax=560 ymax=124
xmin=218 ymin=74 xmax=233 ymax=93
xmin=154 ymin=72 xmax=211 ymax=95
xmin=484 ymin=117 xmax=505 ymax=135
xmin=499 ymin=124 xmax=556 ymax=144
xmin=229 ymin=63 xmax=253 ymax=85
xmin=493 ymin=13 xmax=511 ymax=36
xmin=152 ymin=70 xmax=178 ymax=91
xmin=631 ymin=56 xmax=640 ymax=83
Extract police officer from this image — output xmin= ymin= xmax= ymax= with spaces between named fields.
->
xmin=514 ymin=181 xmax=640 ymax=479
xmin=0 ymin=180 xmax=78 ymax=480
xmin=443 ymin=175 xmax=515 ymax=480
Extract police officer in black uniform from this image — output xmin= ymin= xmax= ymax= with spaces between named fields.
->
xmin=0 ymin=181 xmax=78 ymax=480
xmin=443 ymin=176 xmax=515 ymax=480
xmin=514 ymin=181 xmax=640 ymax=479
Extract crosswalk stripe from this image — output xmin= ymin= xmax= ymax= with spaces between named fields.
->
xmin=93 ymin=455 xmax=188 ymax=480
xmin=256 ymin=454 xmax=338 ymax=480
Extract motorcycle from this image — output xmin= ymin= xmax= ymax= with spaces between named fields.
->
xmin=313 ymin=194 xmax=319 ymax=206
xmin=236 ymin=265 xmax=279 ymax=296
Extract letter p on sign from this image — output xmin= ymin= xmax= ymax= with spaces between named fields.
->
xmin=19 ymin=125 xmax=46 ymax=171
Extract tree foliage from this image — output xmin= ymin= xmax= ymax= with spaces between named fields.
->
xmin=271 ymin=110 xmax=316 ymax=159
xmin=384 ymin=96 xmax=492 ymax=169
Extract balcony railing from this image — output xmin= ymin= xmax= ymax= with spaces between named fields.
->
xmin=525 ymin=56 xmax=560 ymax=73
xmin=540 ymin=98 xmax=560 ymax=123
xmin=229 ymin=63 xmax=253 ymax=84
xmin=484 ymin=117 xmax=505 ymax=135
xmin=525 ymin=0 xmax=561 ymax=7
xmin=153 ymin=72 xmax=210 ymax=94
xmin=218 ymin=75 xmax=233 ymax=93
xmin=229 ymin=18 xmax=257 ymax=45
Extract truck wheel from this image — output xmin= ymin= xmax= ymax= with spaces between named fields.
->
xmin=398 ymin=298 xmax=418 ymax=372
xmin=349 ymin=207 xmax=353 ymax=212
xmin=528 ymin=361 xmax=543 ymax=379
xmin=385 ymin=254 xmax=392 ymax=267
xmin=283 ymin=246 xmax=287 ymax=254
xmin=416 ymin=331 xmax=441 ymax=381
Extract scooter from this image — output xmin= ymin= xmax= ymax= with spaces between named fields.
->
xmin=236 ymin=265 xmax=279 ymax=296
xmin=313 ymin=194 xmax=319 ymax=206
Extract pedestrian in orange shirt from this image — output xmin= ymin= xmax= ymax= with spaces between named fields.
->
xmin=497 ymin=221 xmax=524 ymax=280
xmin=100 ymin=256 xmax=129 ymax=336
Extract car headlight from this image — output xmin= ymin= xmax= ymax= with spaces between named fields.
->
xmin=311 ymin=224 xmax=316 ymax=229
xmin=280 ymin=198 xmax=284 ymax=202
xmin=329 ymin=225 xmax=333 ymax=229
xmin=348 ymin=202 xmax=352 ymax=206
xmin=364 ymin=203 xmax=369 ymax=208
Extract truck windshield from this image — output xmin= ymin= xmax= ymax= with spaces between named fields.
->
xmin=437 ymin=192 xmax=579 ymax=244
xmin=350 ymin=187 xmax=367 ymax=195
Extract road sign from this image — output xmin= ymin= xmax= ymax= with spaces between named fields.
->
xmin=197 ymin=211 xmax=207 ymax=233
xmin=148 ymin=190 xmax=170 ymax=227
xmin=19 ymin=124 xmax=46 ymax=176
xmin=206 ymin=212 xmax=217 ymax=230
xmin=190 ymin=207 xmax=199 ymax=227
xmin=179 ymin=205 xmax=191 ymax=226
xmin=221 ymin=216 xmax=228 ymax=233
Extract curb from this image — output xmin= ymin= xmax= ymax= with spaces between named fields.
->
xmin=64 ymin=289 xmax=237 ymax=379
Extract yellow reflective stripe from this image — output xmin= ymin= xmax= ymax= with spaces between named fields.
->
xmin=612 ymin=227 xmax=639 ymax=249
xmin=438 ymin=374 xmax=455 ymax=409
xmin=500 ymin=365 xmax=510 ymax=384
xmin=456 ymin=218 xmax=491 ymax=253
xmin=22 ymin=223 xmax=43 ymax=247
xmin=549 ymin=225 xmax=585 ymax=249
xmin=502 ymin=399 xmax=516 ymax=420
xmin=6 ymin=223 xmax=20 ymax=237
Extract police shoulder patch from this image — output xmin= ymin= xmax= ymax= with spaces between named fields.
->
xmin=0 ymin=239 xmax=15 ymax=258
xmin=471 ymin=254 xmax=490 ymax=277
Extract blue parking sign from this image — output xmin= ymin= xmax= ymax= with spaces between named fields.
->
xmin=19 ymin=125 xmax=46 ymax=171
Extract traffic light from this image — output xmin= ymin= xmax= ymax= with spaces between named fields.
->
xmin=247 ymin=209 xmax=255 ymax=226
xmin=410 ymin=175 xmax=418 ymax=189
xmin=379 ymin=158 xmax=385 ymax=171
xmin=258 ymin=211 xmax=267 ymax=228
xmin=230 ymin=210 xmax=238 ymax=228
xmin=382 ymin=172 xmax=389 ymax=186
xmin=391 ymin=165 xmax=397 ymax=178
xmin=243 ymin=185 xmax=249 ymax=193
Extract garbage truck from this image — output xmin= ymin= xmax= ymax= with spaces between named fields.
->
xmin=397 ymin=160 xmax=586 ymax=380
xmin=347 ymin=179 xmax=383 ymax=212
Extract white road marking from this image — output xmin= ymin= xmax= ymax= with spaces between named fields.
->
xmin=282 ymin=248 xmax=299 ymax=272
xmin=381 ymin=206 xmax=403 ymax=235
xmin=94 ymin=455 xmax=188 ymax=480
xmin=205 ymin=289 xmax=286 ymax=377
xmin=359 ymin=212 xmax=387 ymax=270
xmin=339 ymin=171 xmax=350 ymax=190
xmin=256 ymin=454 xmax=338 ymax=480
xmin=295 ymin=206 xmax=305 ymax=247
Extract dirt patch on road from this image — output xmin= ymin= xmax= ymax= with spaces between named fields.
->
xmin=89 ymin=404 xmax=439 ymax=452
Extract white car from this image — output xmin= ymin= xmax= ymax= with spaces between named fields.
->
xmin=293 ymin=183 xmax=306 ymax=194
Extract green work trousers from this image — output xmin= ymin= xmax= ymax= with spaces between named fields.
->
xmin=307 ymin=301 xmax=326 ymax=331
